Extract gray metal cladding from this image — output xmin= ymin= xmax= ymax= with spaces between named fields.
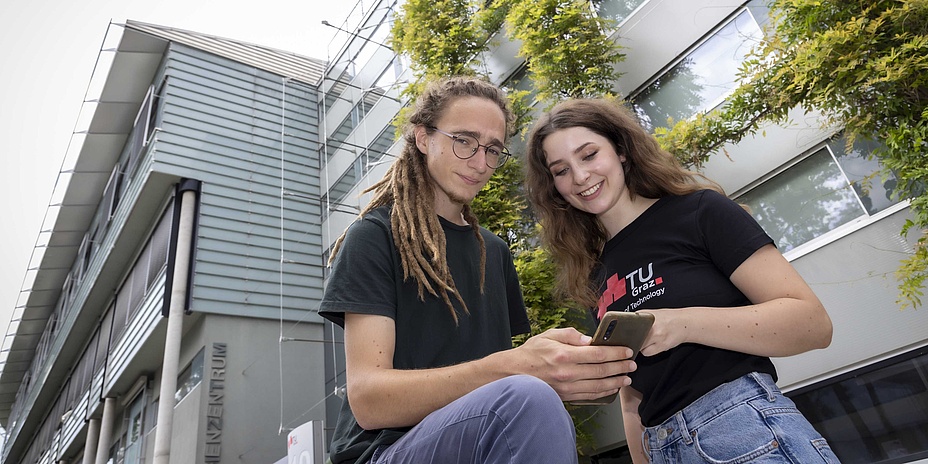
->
xmin=151 ymin=43 xmax=324 ymax=321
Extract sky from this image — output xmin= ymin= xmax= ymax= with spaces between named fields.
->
xmin=0 ymin=0 xmax=357 ymax=349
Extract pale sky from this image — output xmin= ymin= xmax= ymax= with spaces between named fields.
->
xmin=0 ymin=0 xmax=357 ymax=347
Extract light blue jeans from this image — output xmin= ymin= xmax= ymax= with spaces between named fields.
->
xmin=369 ymin=375 xmax=578 ymax=464
xmin=643 ymin=372 xmax=841 ymax=463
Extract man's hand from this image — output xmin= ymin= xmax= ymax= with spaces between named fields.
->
xmin=511 ymin=327 xmax=637 ymax=402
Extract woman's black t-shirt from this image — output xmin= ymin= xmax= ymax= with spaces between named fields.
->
xmin=595 ymin=190 xmax=776 ymax=426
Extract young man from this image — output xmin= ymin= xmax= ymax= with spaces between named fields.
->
xmin=319 ymin=77 xmax=636 ymax=464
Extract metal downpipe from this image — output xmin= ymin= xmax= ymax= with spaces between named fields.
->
xmin=152 ymin=186 xmax=197 ymax=464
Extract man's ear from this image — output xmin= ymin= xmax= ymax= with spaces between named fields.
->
xmin=414 ymin=125 xmax=430 ymax=155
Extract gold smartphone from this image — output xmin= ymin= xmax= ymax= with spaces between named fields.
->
xmin=571 ymin=311 xmax=655 ymax=405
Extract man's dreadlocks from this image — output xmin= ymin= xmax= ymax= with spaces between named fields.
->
xmin=328 ymin=76 xmax=514 ymax=323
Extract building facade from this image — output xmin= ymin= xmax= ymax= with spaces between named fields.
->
xmin=3 ymin=1 xmax=927 ymax=463
xmin=0 ymin=21 xmax=331 ymax=464
xmin=317 ymin=1 xmax=928 ymax=463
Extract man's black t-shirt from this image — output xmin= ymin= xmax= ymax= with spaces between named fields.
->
xmin=594 ymin=190 xmax=776 ymax=427
xmin=319 ymin=206 xmax=529 ymax=464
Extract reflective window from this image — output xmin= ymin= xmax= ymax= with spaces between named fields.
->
xmin=175 ymin=348 xmax=204 ymax=403
xmin=736 ymin=139 xmax=900 ymax=253
xmin=737 ymin=148 xmax=864 ymax=252
xmin=790 ymin=349 xmax=928 ymax=463
xmin=632 ymin=5 xmax=765 ymax=131
xmin=353 ymin=20 xmax=391 ymax=77
xmin=123 ymin=392 xmax=146 ymax=464
xmin=325 ymin=100 xmax=372 ymax=159
xmin=828 ymin=136 xmax=899 ymax=215
xmin=322 ymin=124 xmax=397 ymax=220
xmin=591 ymin=0 xmax=647 ymax=25
xmin=326 ymin=60 xmax=400 ymax=162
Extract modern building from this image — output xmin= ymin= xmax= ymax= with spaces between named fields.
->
xmin=3 ymin=1 xmax=927 ymax=463
xmin=317 ymin=0 xmax=928 ymax=463
xmin=0 ymin=20 xmax=333 ymax=464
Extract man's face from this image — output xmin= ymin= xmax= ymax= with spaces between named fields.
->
xmin=415 ymin=96 xmax=507 ymax=220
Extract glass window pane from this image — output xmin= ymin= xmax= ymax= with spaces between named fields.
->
xmin=175 ymin=348 xmax=204 ymax=403
xmin=328 ymin=164 xmax=358 ymax=209
xmin=633 ymin=9 xmax=763 ymax=131
xmin=326 ymin=113 xmax=356 ymax=159
xmin=591 ymin=0 xmax=647 ymax=24
xmin=828 ymin=136 xmax=900 ymax=215
xmin=736 ymin=149 xmax=865 ymax=252
xmin=790 ymin=351 xmax=928 ymax=463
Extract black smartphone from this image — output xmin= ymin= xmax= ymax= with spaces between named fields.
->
xmin=571 ymin=311 xmax=655 ymax=405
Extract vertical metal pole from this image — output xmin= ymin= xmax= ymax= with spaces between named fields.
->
xmin=152 ymin=188 xmax=197 ymax=464
xmin=94 ymin=397 xmax=117 ymax=464
xmin=81 ymin=418 xmax=100 ymax=464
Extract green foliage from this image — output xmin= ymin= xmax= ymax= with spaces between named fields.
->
xmin=505 ymin=0 xmax=624 ymax=105
xmin=471 ymin=157 xmax=530 ymax=247
xmin=390 ymin=0 xmax=484 ymax=79
xmin=655 ymin=0 xmax=928 ymax=308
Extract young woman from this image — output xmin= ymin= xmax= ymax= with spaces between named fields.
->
xmin=525 ymin=98 xmax=840 ymax=463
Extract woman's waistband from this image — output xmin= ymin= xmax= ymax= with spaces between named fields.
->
xmin=644 ymin=372 xmax=780 ymax=442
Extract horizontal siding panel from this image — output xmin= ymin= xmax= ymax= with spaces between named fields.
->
xmin=197 ymin=227 xmax=321 ymax=262
xmin=164 ymin=86 xmax=290 ymax=136
xmin=194 ymin=261 xmax=316 ymax=288
xmin=162 ymin=105 xmax=292 ymax=148
xmin=168 ymin=47 xmax=307 ymax=105
xmin=192 ymin=276 xmax=320 ymax=304
xmin=204 ymin=183 xmax=321 ymax=223
xmin=165 ymin=77 xmax=316 ymax=136
xmin=204 ymin=179 xmax=321 ymax=210
xmin=197 ymin=230 xmax=321 ymax=262
xmin=150 ymin=45 xmax=324 ymax=322
xmin=196 ymin=249 xmax=323 ymax=278
xmin=164 ymin=57 xmax=319 ymax=134
xmin=153 ymin=143 xmax=321 ymax=199
xmin=190 ymin=299 xmax=324 ymax=322
xmin=199 ymin=201 xmax=322 ymax=234
xmin=153 ymin=138 xmax=321 ymax=190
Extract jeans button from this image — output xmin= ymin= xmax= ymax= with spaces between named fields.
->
xmin=657 ymin=428 xmax=668 ymax=440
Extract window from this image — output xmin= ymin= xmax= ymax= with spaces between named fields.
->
xmin=632 ymin=2 xmax=767 ymax=131
xmin=322 ymin=124 xmax=397 ymax=220
xmin=827 ymin=136 xmax=899 ymax=215
xmin=789 ymin=348 xmax=928 ymax=463
xmin=591 ymin=0 xmax=647 ymax=25
xmin=175 ymin=348 xmax=205 ymax=403
xmin=735 ymin=138 xmax=900 ymax=252
xmin=326 ymin=98 xmax=377 ymax=160
xmin=123 ymin=392 xmax=146 ymax=464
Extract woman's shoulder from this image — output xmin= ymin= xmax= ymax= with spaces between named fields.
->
xmin=671 ymin=189 xmax=735 ymax=210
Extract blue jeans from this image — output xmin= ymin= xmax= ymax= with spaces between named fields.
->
xmin=643 ymin=372 xmax=841 ymax=463
xmin=369 ymin=375 xmax=578 ymax=464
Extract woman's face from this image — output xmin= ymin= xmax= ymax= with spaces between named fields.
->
xmin=542 ymin=126 xmax=629 ymax=220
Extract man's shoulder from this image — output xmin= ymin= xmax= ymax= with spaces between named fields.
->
xmin=477 ymin=226 xmax=509 ymax=249
xmin=361 ymin=204 xmax=392 ymax=225
xmin=347 ymin=205 xmax=392 ymax=234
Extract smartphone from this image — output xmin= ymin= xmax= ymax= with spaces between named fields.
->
xmin=570 ymin=311 xmax=654 ymax=405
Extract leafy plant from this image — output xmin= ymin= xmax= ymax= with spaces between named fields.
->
xmin=655 ymin=0 xmax=928 ymax=308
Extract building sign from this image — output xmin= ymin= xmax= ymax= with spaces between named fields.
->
xmin=205 ymin=342 xmax=226 ymax=462
xmin=288 ymin=420 xmax=324 ymax=464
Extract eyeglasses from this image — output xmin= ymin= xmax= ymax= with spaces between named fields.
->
xmin=429 ymin=127 xmax=511 ymax=169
